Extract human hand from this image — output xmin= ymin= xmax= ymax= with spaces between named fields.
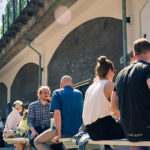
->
xmin=3 ymin=131 xmax=7 ymax=138
xmin=115 ymin=112 xmax=120 ymax=118
xmin=30 ymin=129 xmax=38 ymax=139
xmin=7 ymin=130 xmax=14 ymax=137
xmin=52 ymin=135 xmax=61 ymax=144
xmin=111 ymin=112 xmax=120 ymax=119
xmin=46 ymin=97 xmax=51 ymax=102
xmin=23 ymin=109 xmax=27 ymax=112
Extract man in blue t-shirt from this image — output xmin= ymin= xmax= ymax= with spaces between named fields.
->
xmin=34 ymin=75 xmax=83 ymax=150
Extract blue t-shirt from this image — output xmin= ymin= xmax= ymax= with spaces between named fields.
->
xmin=50 ymin=86 xmax=83 ymax=137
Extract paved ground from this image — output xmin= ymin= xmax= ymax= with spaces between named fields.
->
xmin=0 ymin=147 xmax=37 ymax=150
xmin=0 ymin=148 xmax=14 ymax=150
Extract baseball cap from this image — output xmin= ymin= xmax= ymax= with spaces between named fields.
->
xmin=13 ymin=100 xmax=23 ymax=109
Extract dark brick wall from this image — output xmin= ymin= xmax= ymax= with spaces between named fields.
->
xmin=0 ymin=83 xmax=7 ymax=119
xmin=48 ymin=17 xmax=123 ymax=92
xmin=11 ymin=63 xmax=38 ymax=108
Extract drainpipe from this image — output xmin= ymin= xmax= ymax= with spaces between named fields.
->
xmin=122 ymin=0 xmax=128 ymax=67
xmin=28 ymin=41 xmax=42 ymax=88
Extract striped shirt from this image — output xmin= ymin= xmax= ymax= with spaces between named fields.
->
xmin=27 ymin=100 xmax=51 ymax=128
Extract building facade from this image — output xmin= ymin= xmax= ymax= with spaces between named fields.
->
xmin=0 ymin=0 xmax=149 ymax=118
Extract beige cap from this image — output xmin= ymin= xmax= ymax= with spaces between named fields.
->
xmin=13 ymin=100 xmax=23 ymax=109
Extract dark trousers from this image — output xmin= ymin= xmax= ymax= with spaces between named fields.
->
xmin=28 ymin=126 xmax=49 ymax=147
xmin=28 ymin=126 xmax=63 ymax=150
xmin=86 ymin=116 xmax=125 ymax=141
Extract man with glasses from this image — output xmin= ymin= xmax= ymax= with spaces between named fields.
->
xmin=27 ymin=86 xmax=52 ymax=147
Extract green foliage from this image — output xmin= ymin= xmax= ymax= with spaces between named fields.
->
xmin=0 ymin=0 xmax=29 ymax=37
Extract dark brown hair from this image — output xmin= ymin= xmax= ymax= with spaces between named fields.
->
xmin=95 ymin=56 xmax=114 ymax=79
xmin=134 ymin=38 xmax=150 ymax=56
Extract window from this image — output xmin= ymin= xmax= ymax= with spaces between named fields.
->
xmin=73 ymin=79 xmax=91 ymax=99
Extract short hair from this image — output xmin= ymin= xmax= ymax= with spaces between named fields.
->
xmin=37 ymin=86 xmax=51 ymax=98
xmin=134 ymin=38 xmax=150 ymax=56
xmin=12 ymin=100 xmax=23 ymax=110
xmin=61 ymin=75 xmax=72 ymax=84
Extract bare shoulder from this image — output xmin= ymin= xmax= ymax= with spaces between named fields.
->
xmin=104 ymin=81 xmax=114 ymax=90
xmin=104 ymin=81 xmax=114 ymax=101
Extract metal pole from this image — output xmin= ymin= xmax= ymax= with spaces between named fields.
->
xmin=28 ymin=41 xmax=42 ymax=88
xmin=122 ymin=0 xmax=128 ymax=67
xmin=27 ymin=0 xmax=29 ymax=5
xmin=13 ymin=0 xmax=16 ymax=23
xmin=19 ymin=0 xmax=22 ymax=15
xmin=7 ymin=7 xmax=10 ymax=30
xmin=2 ymin=15 xmax=4 ymax=35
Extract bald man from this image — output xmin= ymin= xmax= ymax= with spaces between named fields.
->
xmin=34 ymin=75 xmax=83 ymax=150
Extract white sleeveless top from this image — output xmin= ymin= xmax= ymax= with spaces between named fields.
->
xmin=82 ymin=79 xmax=110 ymax=125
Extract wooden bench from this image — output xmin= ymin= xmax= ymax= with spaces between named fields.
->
xmin=3 ymin=137 xmax=29 ymax=145
xmin=61 ymin=138 xmax=150 ymax=149
xmin=4 ymin=137 xmax=150 ymax=149
xmin=87 ymin=139 xmax=150 ymax=147
xmin=60 ymin=138 xmax=102 ymax=149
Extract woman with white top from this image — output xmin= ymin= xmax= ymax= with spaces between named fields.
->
xmin=3 ymin=100 xmax=23 ymax=137
xmin=82 ymin=56 xmax=125 ymax=140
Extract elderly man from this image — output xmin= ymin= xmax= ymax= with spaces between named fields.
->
xmin=111 ymin=38 xmax=150 ymax=142
xmin=34 ymin=75 xmax=83 ymax=150
xmin=27 ymin=86 xmax=52 ymax=146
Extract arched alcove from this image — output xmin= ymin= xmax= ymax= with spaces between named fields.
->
xmin=0 ymin=83 xmax=7 ymax=119
xmin=11 ymin=63 xmax=39 ymax=107
xmin=48 ymin=17 xmax=123 ymax=92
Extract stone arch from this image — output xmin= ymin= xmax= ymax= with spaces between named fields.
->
xmin=0 ymin=83 xmax=7 ymax=119
xmin=11 ymin=63 xmax=39 ymax=107
xmin=48 ymin=17 xmax=123 ymax=92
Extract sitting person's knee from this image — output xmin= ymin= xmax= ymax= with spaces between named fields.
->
xmin=34 ymin=137 xmax=38 ymax=146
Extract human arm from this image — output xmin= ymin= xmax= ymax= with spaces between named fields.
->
xmin=146 ymin=78 xmax=150 ymax=89
xmin=27 ymin=104 xmax=38 ymax=139
xmin=104 ymin=81 xmax=114 ymax=101
xmin=146 ymin=65 xmax=150 ymax=89
xmin=3 ymin=119 xmax=7 ymax=135
xmin=29 ymin=126 xmax=38 ymax=139
xmin=52 ymin=110 xmax=61 ymax=144
xmin=50 ymin=91 xmax=62 ymax=144
xmin=110 ymin=91 xmax=120 ymax=118
xmin=46 ymin=96 xmax=51 ymax=102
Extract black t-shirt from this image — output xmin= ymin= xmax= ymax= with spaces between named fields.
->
xmin=114 ymin=61 xmax=150 ymax=141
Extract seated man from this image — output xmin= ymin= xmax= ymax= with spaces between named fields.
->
xmin=34 ymin=75 xmax=83 ymax=150
xmin=27 ymin=86 xmax=52 ymax=147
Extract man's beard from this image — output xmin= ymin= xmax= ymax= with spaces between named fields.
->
xmin=42 ymin=98 xmax=48 ymax=101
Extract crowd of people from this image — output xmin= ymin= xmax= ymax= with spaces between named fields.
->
xmin=2 ymin=38 xmax=150 ymax=150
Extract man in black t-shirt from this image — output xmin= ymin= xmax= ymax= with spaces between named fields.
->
xmin=111 ymin=38 xmax=150 ymax=142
